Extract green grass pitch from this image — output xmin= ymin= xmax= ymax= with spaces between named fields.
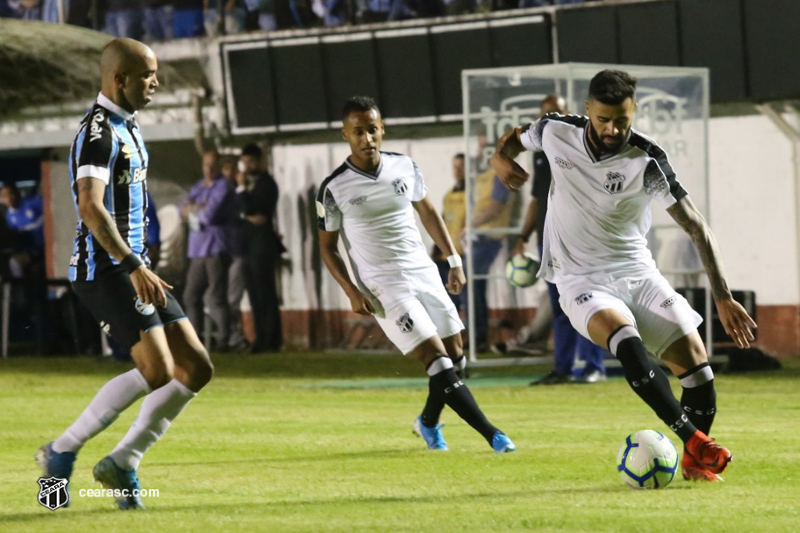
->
xmin=1 ymin=353 xmax=799 ymax=532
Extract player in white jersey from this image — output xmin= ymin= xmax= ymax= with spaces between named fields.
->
xmin=491 ymin=70 xmax=756 ymax=482
xmin=318 ymin=96 xmax=515 ymax=453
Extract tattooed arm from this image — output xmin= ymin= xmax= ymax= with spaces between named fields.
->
xmin=667 ymin=196 xmax=757 ymax=347
xmin=77 ymin=177 xmax=134 ymax=261
xmin=77 ymin=177 xmax=171 ymax=306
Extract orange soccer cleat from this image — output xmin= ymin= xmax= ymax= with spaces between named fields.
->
xmin=684 ymin=431 xmax=732 ymax=479
xmin=681 ymin=451 xmax=724 ymax=482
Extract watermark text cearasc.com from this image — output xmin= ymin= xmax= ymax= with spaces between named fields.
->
xmin=79 ymin=488 xmax=159 ymax=498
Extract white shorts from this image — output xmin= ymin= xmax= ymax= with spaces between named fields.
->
xmin=362 ymin=266 xmax=464 ymax=355
xmin=557 ymin=271 xmax=702 ymax=357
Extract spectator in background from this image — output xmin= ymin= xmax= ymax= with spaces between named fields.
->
xmin=143 ymin=0 xmax=173 ymax=41
xmin=235 ymin=143 xmax=283 ymax=353
xmin=204 ymin=0 xmax=246 ymax=36
xmin=0 ymin=182 xmax=45 ymax=282
xmin=1 ymin=0 xmax=42 ymax=19
xmin=462 ymin=155 xmax=520 ymax=351
xmin=180 ymin=149 xmax=235 ymax=351
xmin=173 ymin=0 xmax=205 ymax=38
xmin=312 ymin=0 xmax=347 ymax=27
xmin=243 ymin=0 xmax=276 ymax=31
xmin=104 ymin=0 xmax=145 ymax=40
xmin=220 ymin=154 xmax=248 ymax=350
xmin=433 ymin=153 xmax=466 ymax=313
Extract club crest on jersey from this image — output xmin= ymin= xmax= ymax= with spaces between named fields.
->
xmin=604 ymin=171 xmax=626 ymax=194
xmin=396 ymin=312 xmax=414 ymax=333
xmin=392 ymin=178 xmax=407 ymax=195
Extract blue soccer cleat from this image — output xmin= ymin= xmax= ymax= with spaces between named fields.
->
xmin=92 ymin=456 xmax=145 ymax=510
xmin=413 ymin=416 xmax=448 ymax=450
xmin=491 ymin=432 xmax=516 ymax=454
xmin=35 ymin=442 xmax=76 ymax=507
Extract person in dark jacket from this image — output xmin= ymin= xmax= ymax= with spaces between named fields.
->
xmin=235 ymin=143 xmax=283 ymax=352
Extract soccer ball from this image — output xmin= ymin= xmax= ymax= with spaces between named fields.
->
xmin=505 ymin=253 xmax=540 ymax=288
xmin=616 ymin=430 xmax=679 ymax=489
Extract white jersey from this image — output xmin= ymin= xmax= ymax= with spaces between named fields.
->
xmin=316 ymin=151 xmax=433 ymax=286
xmin=520 ymin=113 xmax=688 ymax=283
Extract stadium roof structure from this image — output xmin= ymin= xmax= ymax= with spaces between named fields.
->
xmin=0 ymin=20 xmax=210 ymax=150
xmin=0 ymin=19 xmax=196 ymax=117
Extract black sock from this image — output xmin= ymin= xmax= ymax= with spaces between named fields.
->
xmin=426 ymin=356 xmax=498 ymax=443
xmin=611 ymin=327 xmax=697 ymax=444
xmin=678 ymin=363 xmax=717 ymax=438
xmin=420 ymin=392 xmax=445 ymax=428
xmin=421 ymin=355 xmax=467 ymax=427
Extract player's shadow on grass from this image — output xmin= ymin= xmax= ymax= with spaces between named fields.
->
xmin=151 ymin=447 xmax=419 ymax=467
xmin=2 ymin=507 xmax=122 ymax=522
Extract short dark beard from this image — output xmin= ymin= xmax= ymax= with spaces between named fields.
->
xmin=587 ymin=122 xmax=623 ymax=157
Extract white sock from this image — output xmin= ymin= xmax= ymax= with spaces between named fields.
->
xmin=108 ymin=379 xmax=197 ymax=471
xmin=52 ymin=369 xmax=151 ymax=454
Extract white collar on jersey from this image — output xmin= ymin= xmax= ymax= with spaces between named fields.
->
xmin=345 ymin=155 xmax=383 ymax=180
xmin=96 ymin=92 xmax=137 ymax=122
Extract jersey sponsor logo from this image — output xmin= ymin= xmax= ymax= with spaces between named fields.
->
xmin=554 ymin=156 xmax=574 ymax=170
xmin=118 ymin=167 xmax=147 ymax=185
xmin=89 ymin=109 xmax=105 ymax=142
xmin=69 ymin=253 xmax=79 ymax=267
xmin=134 ymin=297 xmax=156 ymax=316
xmin=121 ymin=144 xmax=135 ymax=160
xmin=660 ymin=296 xmax=676 ymax=308
xmin=392 ymin=178 xmax=407 ymax=195
xmin=396 ymin=312 xmax=414 ymax=333
xmin=349 ymin=195 xmax=367 ymax=206
xmin=575 ymin=292 xmax=593 ymax=305
xmin=603 ymin=171 xmax=626 ymax=194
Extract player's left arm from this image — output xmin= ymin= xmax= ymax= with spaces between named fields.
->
xmin=413 ymin=196 xmax=465 ymax=295
xmin=667 ymin=196 xmax=757 ymax=347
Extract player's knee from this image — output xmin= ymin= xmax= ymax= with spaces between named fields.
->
xmin=192 ymin=351 xmax=214 ymax=388
xmin=138 ymin=360 xmax=174 ymax=390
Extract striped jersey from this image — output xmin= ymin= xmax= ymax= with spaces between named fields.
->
xmin=68 ymin=93 xmax=150 ymax=281
xmin=316 ymin=152 xmax=433 ymax=284
xmin=519 ymin=113 xmax=688 ymax=283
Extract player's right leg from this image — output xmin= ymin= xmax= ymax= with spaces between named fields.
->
xmin=410 ymin=337 xmax=515 ymax=453
xmin=587 ymin=309 xmax=699 ymax=443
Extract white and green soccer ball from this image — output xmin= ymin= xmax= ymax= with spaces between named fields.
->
xmin=505 ymin=253 xmax=540 ymax=288
xmin=616 ymin=430 xmax=679 ymax=489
